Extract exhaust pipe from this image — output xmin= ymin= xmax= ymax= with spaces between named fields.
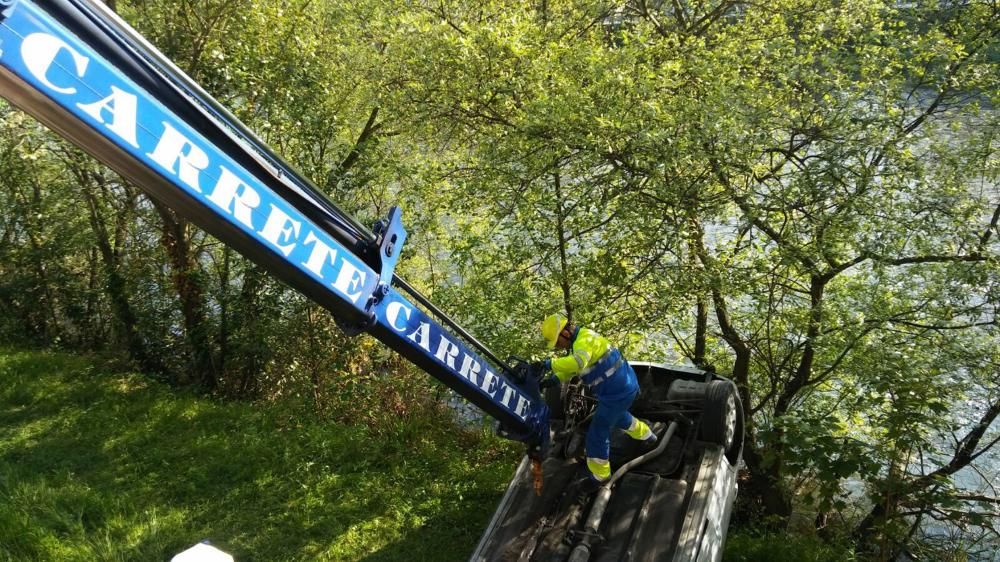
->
xmin=567 ymin=421 xmax=679 ymax=562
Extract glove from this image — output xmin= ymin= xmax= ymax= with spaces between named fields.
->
xmin=530 ymin=359 xmax=551 ymax=374
xmin=539 ymin=376 xmax=560 ymax=390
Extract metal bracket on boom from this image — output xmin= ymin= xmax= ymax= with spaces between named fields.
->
xmin=371 ymin=206 xmax=407 ymax=289
xmin=336 ymin=206 xmax=408 ymax=336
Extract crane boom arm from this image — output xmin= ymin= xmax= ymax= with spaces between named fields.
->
xmin=0 ymin=0 xmax=548 ymax=447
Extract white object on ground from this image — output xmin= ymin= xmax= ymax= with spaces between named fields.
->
xmin=171 ymin=542 xmax=234 ymax=562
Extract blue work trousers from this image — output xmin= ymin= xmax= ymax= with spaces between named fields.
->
xmin=586 ymin=389 xmax=638 ymax=461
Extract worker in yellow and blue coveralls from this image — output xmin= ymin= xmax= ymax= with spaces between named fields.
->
xmin=536 ymin=313 xmax=657 ymax=488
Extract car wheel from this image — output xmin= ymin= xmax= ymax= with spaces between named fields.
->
xmin=700 ymin=380 xmax=744 ymax=464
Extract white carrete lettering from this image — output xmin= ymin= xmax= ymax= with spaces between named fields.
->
xmin=514 ymin=396 xmax=531 ymax=419
xmin=147 ymin=123 xmax=209 ymax=192
xmin=385 ymin=301 xmax=411 ymax=332
xmin=22 ymin=33 xmax=88 ymax=95
xmin=258 ymin=204 xmax=301 ymax=256
xmin=435 ymin=337 xmax=461 ymax=369
xmin=458 ymin=355 xmax=482 ymax=385
xmin=76 ymin=86 xmax=140 ymax=148
xmin=331 ymin=259 xmax=367 ymax=303
xmin=207 ymin=167 xmax=261 ymax=229
xmin=480 ymin=370 xmax=499 ymax=397
xmin=499 ymin=383 xmax=517 ymax=408
xmin=407 ymin=322 xmax=432 ymax=352
xmin=301 ymin=231 xmax=337 ymax=278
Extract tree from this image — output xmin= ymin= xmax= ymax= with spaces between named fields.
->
xmin=383 ymin=1 xmax=1000 ymax=550
xmin=1 ymin=1 xmax=996 ymax=554
xmin=61 ymin=151 xmax=166 ymax=374
xmin=0 ymin=107 xmax=95 ymax=346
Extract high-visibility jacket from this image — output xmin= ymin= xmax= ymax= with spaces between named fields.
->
xmin=551 ymin=327 xmax=638 ymax=400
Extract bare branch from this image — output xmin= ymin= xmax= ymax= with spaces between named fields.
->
xmin=889 ymin=319 xmax=996 ymax=331
xmin=979 ymin=202 xmax=1000 ymax=249
xmin=954 ymin=494 xmax=1000 ymax=505
xmin=914 ymin=399 xmax=1000 ymax=487
xmin=876 ymin=253 xmax=988 ymax=266
xmin=332 ymin=107 xmax=382 ymax=182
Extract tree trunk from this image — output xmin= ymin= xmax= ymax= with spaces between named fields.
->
xmin=854 ymin=501 xmax=885 ymax=554
xmin=153 ymin=202 xmax=216 ymax=389
xmin=694 ymin=293 xmax=708 ymax=367
xmin=235 ymin=264 xmax=265 ymax=398
xmin=218 ymin=246 xmax=230 ymax=377
xmin=84 ymin=246 xmax=100 ymax=348
xmin=737 ymin=453 xmax=792 ymax=525
xmin=306 ymin=306 xmax=324 ymax=413
xmin=691 ymin=216 xmax=794 ymax=523
xmin=77 ymin=169 xmax=164 ymax=374
xmin=17 ymin=183 xmax=59 ymax=340
xmin=553 ymin=167 xmax=574 ymax=322
xmin=730 ymin=342 xmax=793 ymax=524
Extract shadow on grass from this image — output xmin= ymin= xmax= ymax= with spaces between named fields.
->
xmin=0 ymin=350 xmax=514 ymax=561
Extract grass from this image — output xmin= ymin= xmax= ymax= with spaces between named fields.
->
xmin=723 ymin=530 xmax=857 ymax=562
xmin=0 ymin=349 xmax=521 ymax=561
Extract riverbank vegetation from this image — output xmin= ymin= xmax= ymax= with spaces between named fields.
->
xmin=0 ymin=348 xmax=519 ymax=560
xmin=3 ymin=348 xmax=862 ymax=561
xmin=1 ymin=1 xmax=997 ymax=559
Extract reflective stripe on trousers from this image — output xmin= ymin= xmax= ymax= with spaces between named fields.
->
xmin=585 ymin=388 xmax=638 ymax=465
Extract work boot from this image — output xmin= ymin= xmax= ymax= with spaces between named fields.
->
xmin=571 ymin=468 xmax=605 ymax=504
xmin=578 ymin=474 xmax=603 ymax=495
xmin=625 ymin=418 xmax=656 ymax=443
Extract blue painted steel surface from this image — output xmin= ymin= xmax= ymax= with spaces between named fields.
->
xmin=375 ymin=207 xmax=407 ymax=289
xmin=0 ymin=0 xmax=546 ymax=440
xmin=373 ymin=292 xmax=544 ymax=429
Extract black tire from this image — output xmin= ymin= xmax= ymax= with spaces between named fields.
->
xmin=700 ymin=380 xmax=744 ymax=464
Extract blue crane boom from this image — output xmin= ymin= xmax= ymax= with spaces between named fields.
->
xmin=0 ymin=0 xmax=549 ymax=450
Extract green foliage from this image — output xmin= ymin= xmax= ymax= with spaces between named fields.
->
xmin=0 ymin=0 xmax=998 ymax=557
xmin=0 ymin=108 xmax=95 ymax=346
xmin=0 ymin=349 xmax=519 ymax=561
xmin=374 ymin=1 xmax=1000 ymax=554
xmin=723 ymin=530 xmax=856 ymax=562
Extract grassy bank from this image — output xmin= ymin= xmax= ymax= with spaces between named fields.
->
xmin=0 ymin=349 xmax=520 ymax=561
xmin=723 ymin=532 xmax=856 ymax=562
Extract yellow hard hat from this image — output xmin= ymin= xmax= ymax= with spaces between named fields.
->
xmin=540 ymin=313 xmax=568 ymax=349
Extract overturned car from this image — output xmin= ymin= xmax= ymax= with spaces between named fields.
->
xmin=473 ymin=363 xmax=744 ymax=562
